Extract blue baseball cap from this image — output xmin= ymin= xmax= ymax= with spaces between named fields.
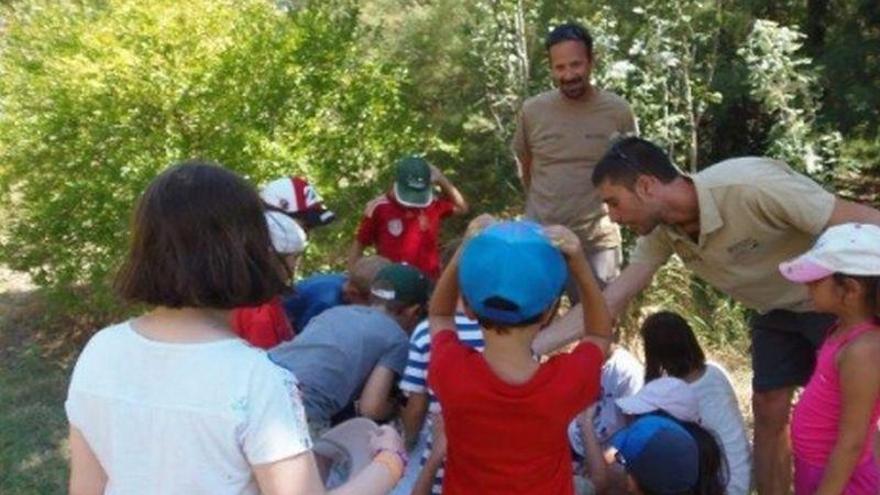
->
xmin=611 ymin=415 xmax=699 ymax=495
xmin=459 ymin=221 xmax=566 ymax=325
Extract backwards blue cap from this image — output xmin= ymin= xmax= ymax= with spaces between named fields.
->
xmin=611 ymin=415 xmax=699 ymax=495
xmin=459 ymin=221 xmax=567 ymax=325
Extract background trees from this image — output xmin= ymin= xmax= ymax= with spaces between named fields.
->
xmin=0 ymin=0 xmax=877 ymax=324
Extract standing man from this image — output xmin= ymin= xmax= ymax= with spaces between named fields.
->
xmin=533 ymin=136 xmax=880 ymax=495
xmin=512 ymin=22 xmax=638 ymax=290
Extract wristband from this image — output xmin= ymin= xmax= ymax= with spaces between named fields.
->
xmin=372 ymin=449 xmax=405 ymax=482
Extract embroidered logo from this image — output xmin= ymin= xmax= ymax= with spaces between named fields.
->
xmin=726 ymin=238 xmax=760 ymax=261
xmin=388 ymin=219 xmax=404 ymax=237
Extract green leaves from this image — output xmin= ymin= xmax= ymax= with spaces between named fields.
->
xmin=0 ymin=0 xmax=426 ymax=307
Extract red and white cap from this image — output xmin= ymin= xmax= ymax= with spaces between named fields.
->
xmin=779 ymin=223 xmax=880 ymax=283
xmin=265 ymin=211 xmax=307 ymax=255
xmin=260 ymin=176 xmax=336 ymax=229
xmin=616 ymin=377 xmax=701 ymax=424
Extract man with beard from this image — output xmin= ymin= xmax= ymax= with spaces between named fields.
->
xmin=512 ymin=22 xmax=638 ymax=294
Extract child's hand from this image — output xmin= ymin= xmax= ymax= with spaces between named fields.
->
xmin=428 ymin=164 xmax=445 ymax=183
xmin=370 ymin=424 xmax=404 ymax=453
xmin=465 ymin=214 xmax=496 ymax=239
xmin=544 ymin=224 xmax=583 ymax=259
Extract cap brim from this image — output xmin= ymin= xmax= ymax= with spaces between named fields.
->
xmin=312 ymin=418 xmax=378 ymax=478
xmin=296 ymin=207 xmax=336 ymax=228
xmin=394 ymin=183 xmax=432 ymax=208
xmin=779 ymin=256 xmax=834 ymax=283
xmin=615 ymin=395 xmax=659 ymax=416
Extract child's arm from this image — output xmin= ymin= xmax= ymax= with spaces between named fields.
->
xmin=544 ymin=225 xmax=614 ymax=355
xmin=430 ymin=165 xmax=468 ymax=215
xmin=578 ymin=405 xmax=608 ymax=494
xmin=400 ymin=392 xmax=429 ymax=449
xmin=410 ymin=414 xmax=447 ymax=495
xmin=69 ymin=426 xmax=107 ymax=495
xmin=346 ymin=240 xmax=365 ymax=272
xmin=357 ymin=366 xmax=398 ymax=421
xmin=814 ymin=333 xmax=880 ymax=495
xmin=429 ymin=214 xmax=495 ymax=337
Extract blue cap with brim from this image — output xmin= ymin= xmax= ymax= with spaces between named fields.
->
xmin=611 ymin=415 xmax=699 ymax=495
xmin=459 ymin=221 xmax=566 ymax=325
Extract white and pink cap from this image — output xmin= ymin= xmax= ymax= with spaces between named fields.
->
xmin=779 ymin=223 xmax=880 ymax=283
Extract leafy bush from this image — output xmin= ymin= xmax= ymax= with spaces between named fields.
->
xmin=0 ymin=0 xmax=428 ymax=307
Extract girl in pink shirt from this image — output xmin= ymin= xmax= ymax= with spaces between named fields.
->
xmin=779 ymin=223 xmax=880 ymax=495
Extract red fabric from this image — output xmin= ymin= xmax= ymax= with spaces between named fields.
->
xmin=428 ymin=330 xmax=603 ymax=495
xmin=355 ymin=193 xmax=454 ymax=279
xmin=232 ymin=296 xmax=294 ymax=349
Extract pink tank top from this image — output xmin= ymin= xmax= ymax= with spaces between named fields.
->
xmin=792 ymin=320 xmax=880 ymax=466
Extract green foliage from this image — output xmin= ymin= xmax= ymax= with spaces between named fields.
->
xmin=738 ymin=19 xmax=842 ymax=175
xmin=0 ymin=0 xmax=427 ymax=305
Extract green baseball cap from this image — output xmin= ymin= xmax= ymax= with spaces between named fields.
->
xmin=394 ymin=156 xmax=432 ymax=207
xmin=370 ymin=263 xmax=430 ymax=306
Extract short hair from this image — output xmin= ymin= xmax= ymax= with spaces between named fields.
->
xmin=591 ymin=137 xmax=682 ymax=189
xmin=640 ymin=311 xmax=706 ymax=382
xmin=472 ymin=297 xmax=561 ymax=334
xmin=349 ymin=255 xmax=392 ymax=295
xmin=115 ymin=161 xmax=289 ymax=309
xmin=545 ymin=22 xmax=594 ymax=57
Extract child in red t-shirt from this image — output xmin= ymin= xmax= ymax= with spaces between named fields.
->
xmin=349 ymin=155 xmax=468 ymax=279
xmin=427 ymin=217 xmax=613 ymax=495
xmin=232 ymin=211 xmax=306 ymax=349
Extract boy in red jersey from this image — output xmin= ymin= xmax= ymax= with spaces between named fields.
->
xmin=348 ymin=156 xmax=468 ymax=279
xmin=427 ymin=217 xmax=613 ymax=495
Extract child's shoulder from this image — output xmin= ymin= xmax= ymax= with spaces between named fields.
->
xmin=843 ymin=327 xmax=880 ymax=360
xmin=363 ymin=194 xmax=392 ymax=216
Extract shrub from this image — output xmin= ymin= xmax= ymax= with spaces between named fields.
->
xmin=0 ymin=0 xmax=427 ymax=308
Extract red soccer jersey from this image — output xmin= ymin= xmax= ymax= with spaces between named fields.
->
xmin=355 ymin=193 xmax=454 ymax=279
xmin=231 ymin=296 xmax=294 ymax=349
xmin=428 ymin=330 xmax=603 ymax=495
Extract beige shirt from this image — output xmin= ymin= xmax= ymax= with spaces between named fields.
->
xmin=512 ymin=89 xmax=637 ymax=250
xmin=630 ymin=157 xmax=836 ymax=313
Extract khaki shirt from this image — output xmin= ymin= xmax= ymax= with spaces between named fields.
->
xmin=630 ymin=157 xmax=836 ymax=313
xmin=512 ymin=89 xmax=637 ymax=250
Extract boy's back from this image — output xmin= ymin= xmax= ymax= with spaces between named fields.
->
xmin=430 ymin=330 xmax=602 ymax=494
xmin=426 ymin=220 xmax=613 ymax=495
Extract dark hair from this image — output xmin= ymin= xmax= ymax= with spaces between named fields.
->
xmin=641 ymin=311 xmax=706 ymax=382
xmin=472 ymin=297 xmax=561 ymax=334
xmin=591 ymin=137 xmax=682 ymax=189
xmin=545 ymin=22 xmax=593 ymax=57
xmin=115 ymin=161 xmax=289 ymax=309
xmin=640 ymin=412 xmax=729 ymax=495
xmin=831 ymin=273 xmax=880 ymax=318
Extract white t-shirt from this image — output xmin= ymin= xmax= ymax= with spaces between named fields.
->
xmin=66 ymin=322 xmax=312 ymax=495
xmin=690 ymin=362 xmax=752 ymax=495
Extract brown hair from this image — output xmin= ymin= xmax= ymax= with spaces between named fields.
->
xmin=832 ymin=273 xmax=880 ymax=318
xmin=114 ymin=161 xmax=289 ymax=309
xmin=641 ymin=311 xmax=707 ymax=382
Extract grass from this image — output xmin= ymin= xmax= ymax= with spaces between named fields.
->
xmin=0 ymin=265 xmax=756 ymax=493
xmin=0 ymin=346 xmax=70 ymax=494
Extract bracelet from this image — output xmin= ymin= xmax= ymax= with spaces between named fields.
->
xmin=372 ymin=450 xmax=405 ymax=482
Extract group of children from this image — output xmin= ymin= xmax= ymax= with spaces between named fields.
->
xmin=65 ymin=154 xmax=880 ymax=495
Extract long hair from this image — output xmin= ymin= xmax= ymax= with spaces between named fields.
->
xmin=641 ymin=311 xmax=706 ymax=382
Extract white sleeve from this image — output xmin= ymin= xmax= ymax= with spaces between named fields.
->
xmin=242 ymin=359 xmax=314 ymax=465
xmin=697 ymin=365 xmax=752 ymax=495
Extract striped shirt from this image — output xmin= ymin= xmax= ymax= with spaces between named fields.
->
xmin=399 ymin=314 xmax=484 ymax=494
